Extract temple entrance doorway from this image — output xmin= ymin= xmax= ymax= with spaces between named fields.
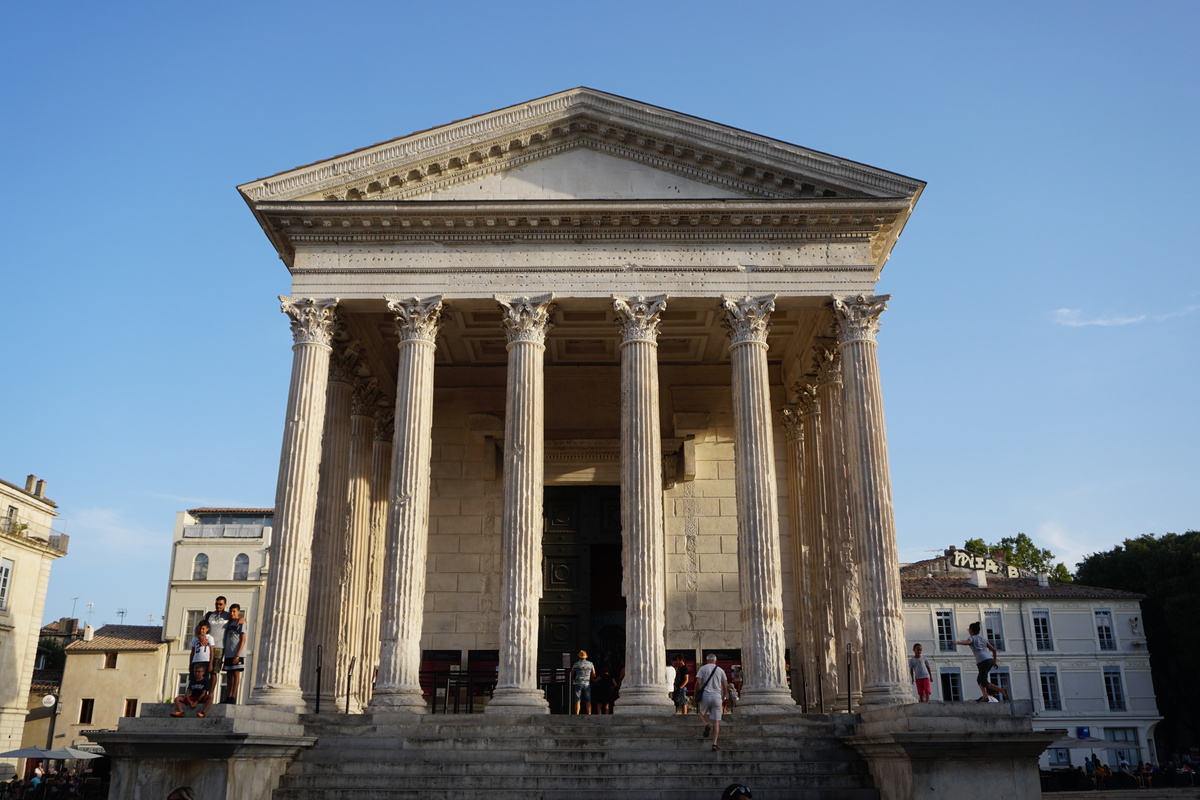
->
xmin=539 ymin=485 xmax=625 ymax=698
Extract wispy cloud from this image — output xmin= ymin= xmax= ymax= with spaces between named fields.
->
xmin=1035 ymin=521 xmax=1098 ymax=571
xmin=63 ymin=507 xmax=162 ymax=550
xmin=1054 ymin=305 xmax=1200 ymax=327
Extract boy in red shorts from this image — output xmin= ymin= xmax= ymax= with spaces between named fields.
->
xmin=909 ymin=643 xmax=932 ymax=702
xmin=171 ymin=663 xmax=213 ymax=717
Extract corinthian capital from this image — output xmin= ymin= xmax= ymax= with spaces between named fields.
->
xmin=386 ymin=296 xmax=444 ymax=343
xmin=497 ymin=294 xmax=555 ymax=344
xmin=329 ymin=340 xmax=364 ymax=385
xmin=720 ymin=295 xmax=775 ymax=346
xmin=791 ymin=382 xmax=820 ymax=416
xmin=612 ymin=295 xmax=667 ymax=344
xmin=280 ymin=296 xmax=339 ymax=346
xmin=351 ymin=377 xmax=381 ymax=417
xmin=779 ymin=405 xmax=805 ymax=442
xmin=372 ymin=405 xmax=395 ymax=443
xmin=812 ymin=341 xmax=842 ymax=386
xmin=832 ymin=294 xmax=890 ymax=346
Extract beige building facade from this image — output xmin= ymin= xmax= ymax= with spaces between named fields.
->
xmin=236 ymin=88 xmax=926 ymax=715
xmin=0 ymin=475 xmax=66 ymax=774
xmin=159 ymin=508 xmax=271 ymax=702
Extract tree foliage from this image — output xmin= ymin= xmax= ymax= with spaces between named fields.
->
xmin=1075 ymin=531 xmax=1200 ymax=759
xmin=963 ymin=532 xmax=1072 ymax=581
xmin=37 ymin=636 xmax=67 ymax=670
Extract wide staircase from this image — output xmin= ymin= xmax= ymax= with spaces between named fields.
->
xmin=273 ymin=712 xmax=879 ymax=800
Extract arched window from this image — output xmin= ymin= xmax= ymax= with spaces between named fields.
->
xmin=192 ymin=553 xmax=209 ymax=580
xmin=233 ymin=553 xmax=249 ymax=581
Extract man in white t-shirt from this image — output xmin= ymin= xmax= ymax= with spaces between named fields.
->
xmin=694 ymin=654 xmax=728 ymax=750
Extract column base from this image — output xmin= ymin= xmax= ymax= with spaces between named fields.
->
xmin=246 ymin=687 xmax=307 ymax=713
xmin=613 ymin=687 xmax=674 ymax=714
xmin=737 ymin=686 xmax=797 ymax=714
xmin=485 ymin=688 xmax=550 ymax=714
xmin=859 ymin=682 xmax=916 ymax=709
xmin=367 ymin=688 xmax=428 ymax=713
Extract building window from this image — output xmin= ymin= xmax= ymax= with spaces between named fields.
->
xmin=1105 ymin=727 xmax=1138 ymax=744
xmin=1040 ymin=667 xmax=1062 ymax=710
xmin=936 ymin=609 xmax=956 ymax=652
xmin=103 ymin=652 xmax=118 ymax=669
xmin=1047 ymin=748 xmax=1071 ymax=766
xmin=123 ymin=699 xmax=138 ymax=717
xmin=233 ymin=553 xmax=249 ymax=581
xmin=1104 ymin=666 xmax=1126 ymax=711
xmin=1096 ymin=609 xmax=1116 ymax=651
xmin=940 ymin=668 xmax=962 ymax=702
xmin=0 ymin=558 xmax=12 ymax=611
xmin=184 ymin=610 xmax=205 ymax=643
xmin=192 ymin=553 xmax=209 ymax=580
xmin=78 ymin=698 xmax=94 ymax=725
xmin=984 ymin=609 xmax=1005 ymax=651
xmin=1032 ymin=609 xmax=1054 ymax=651
xmin=990 ymin=666 xmax=1011 ymax=697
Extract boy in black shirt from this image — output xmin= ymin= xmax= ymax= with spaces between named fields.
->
xmin=171 ymin=663 xmax=213 ymax=717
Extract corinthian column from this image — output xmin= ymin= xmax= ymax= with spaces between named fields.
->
xmin=303 ymin=339 xmax=358 ymax=710
xmin=360 ymin=405 xmax=393 ymax=706
xmin=612 ymin=295 xmax=673 ymax=714
xmin=833 ymin=294 xmax=912 ymax=707
xmin=779 ymin=403 xmax=814 ymax=708
xmin=369 ymin=296 xmax=443 ymax=711
xmin=814 ymin=341 xmax=863 ymax=707
xmin=249 ymin=296 xmax=338 ymax=711
xmin=487 ymin=294 xmax=554 ymax=714
xmin=720 ymin=295 xmax=794 ymax=712
xmin=342 ymin=377 xmax=379 ymax=712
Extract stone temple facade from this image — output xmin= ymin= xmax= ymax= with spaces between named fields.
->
xmin=237 ymin=88 xmax=926 ymax=717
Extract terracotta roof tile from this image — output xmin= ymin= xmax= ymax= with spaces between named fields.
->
xmin=901 ymin=576 xmax=1143 ymax=601
xmin=66 ymin=625 xmax=163 ymax=652
xmin=31 ymin=669 xmax=62 ymax=691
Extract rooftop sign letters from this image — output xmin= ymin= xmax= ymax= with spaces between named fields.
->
xmin=951 ymin=550 xmax=1020 ymax=578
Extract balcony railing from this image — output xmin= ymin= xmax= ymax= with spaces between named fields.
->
xmin=1 ymin=516 xmax=69 ymax=554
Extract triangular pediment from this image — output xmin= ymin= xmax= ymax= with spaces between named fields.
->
xmin=239 ymin=88 xmax=923 ymax=205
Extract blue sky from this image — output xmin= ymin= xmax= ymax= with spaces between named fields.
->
xmin=2 ymin=2 xmax=1196 ymax=628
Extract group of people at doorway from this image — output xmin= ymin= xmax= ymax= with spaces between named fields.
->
xmin=908 ymin=620 xmax=1009 ymax=703
xmin=569 ymin=651 xmax=737 ymax=750
xmin=172 ymin=596 xmax=247 ymax=717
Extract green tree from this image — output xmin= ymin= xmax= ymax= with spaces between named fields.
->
xmin=1075 ymin=531 xmax=1200 ymax=759
xmin=961 ymin=533 xmax=1072 ymax=581
xmin=38 ymin=636 xmax=66 ymax=669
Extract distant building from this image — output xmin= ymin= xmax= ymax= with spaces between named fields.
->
xmin=0 ymin=474 xmax=67 ymax=773
xmin=57 ymin=625 xmax=166 ymax=750
xmin=160 ymin=508 xmax=271 ymax=702
xmin=901 ymin=547 xmax=1160 ymax=768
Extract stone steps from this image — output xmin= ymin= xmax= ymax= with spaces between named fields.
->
xmin=273 ymin=712 xmax=878 ymax=800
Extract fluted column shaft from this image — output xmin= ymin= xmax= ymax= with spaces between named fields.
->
xmin=341 ymin=380 xmax=378 ymax=712
xmin=794 ymin=386 xmax=836 ymax=710
xmin=815 ymin=344 xmax=862 ymax=706
xmin=833 ymin=294 xmax=912 ymax=707
xmin=487 ymin=295 xmax=554 ymax=713
xmin=250 ymin=297 xmax=338 ymax=710
xmin=360 ymin=408 xmax=393 ymax=706
xmin=780 ymin=406 xmax=814 ymax=708
xmin=612 ymin=296 xmax=673 ymax=714
xmin=720 ymin=296 xmax=795 ymax=712
xmin=303 ymin=346 xmax=355 ymax=709
xmin=370 ymin=297 xmax=443 ymax=711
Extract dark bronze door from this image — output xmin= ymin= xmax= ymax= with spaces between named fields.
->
xmin=540 ymin=486 xmax=625 ymax=673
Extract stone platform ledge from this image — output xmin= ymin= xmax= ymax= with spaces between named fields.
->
xmin=89 ymin=705 xmax=315 ymax=800
xmin=845 ymin=703 xmax=1055 ymax=800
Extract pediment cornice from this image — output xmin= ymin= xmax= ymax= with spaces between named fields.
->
xmin=239 ymin=89 xmax=924 ymax=205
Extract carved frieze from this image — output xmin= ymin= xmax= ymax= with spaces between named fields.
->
xmin=280 ymin=296 xmax=339 ymax=346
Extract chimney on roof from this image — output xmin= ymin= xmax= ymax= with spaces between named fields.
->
xmin=25 ymin=475 xmax=36 ymax=492
xmin=83 ymin=624 xmax=94 ymax=642
xmin=1037 ymin=572 xmax=1050 ymax=588
xmin=34 ymin=479 xmax=46 ymax=498
xmin=968 ymin=569 xmax=988 ymax=589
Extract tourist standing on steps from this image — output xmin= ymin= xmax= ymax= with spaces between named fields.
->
xmin=673 ymin=655 xmax=690 ymax=714
xmin=952 ymin=621 xmax=1008 ymax=703
xmin=570 ymin=650 xmax=597 ymax=715
xmin=665 ymin=658 xmax=677 ymax=701
xmin=203 ymin=596 xmax=232 ymax=668
xmin=222 ymin=603 xmax=247 ymax=703
xmin=908 ymin=643 xmax=932 ymax=702
xmin=695 ymin=654 xmax=728 ymax=751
